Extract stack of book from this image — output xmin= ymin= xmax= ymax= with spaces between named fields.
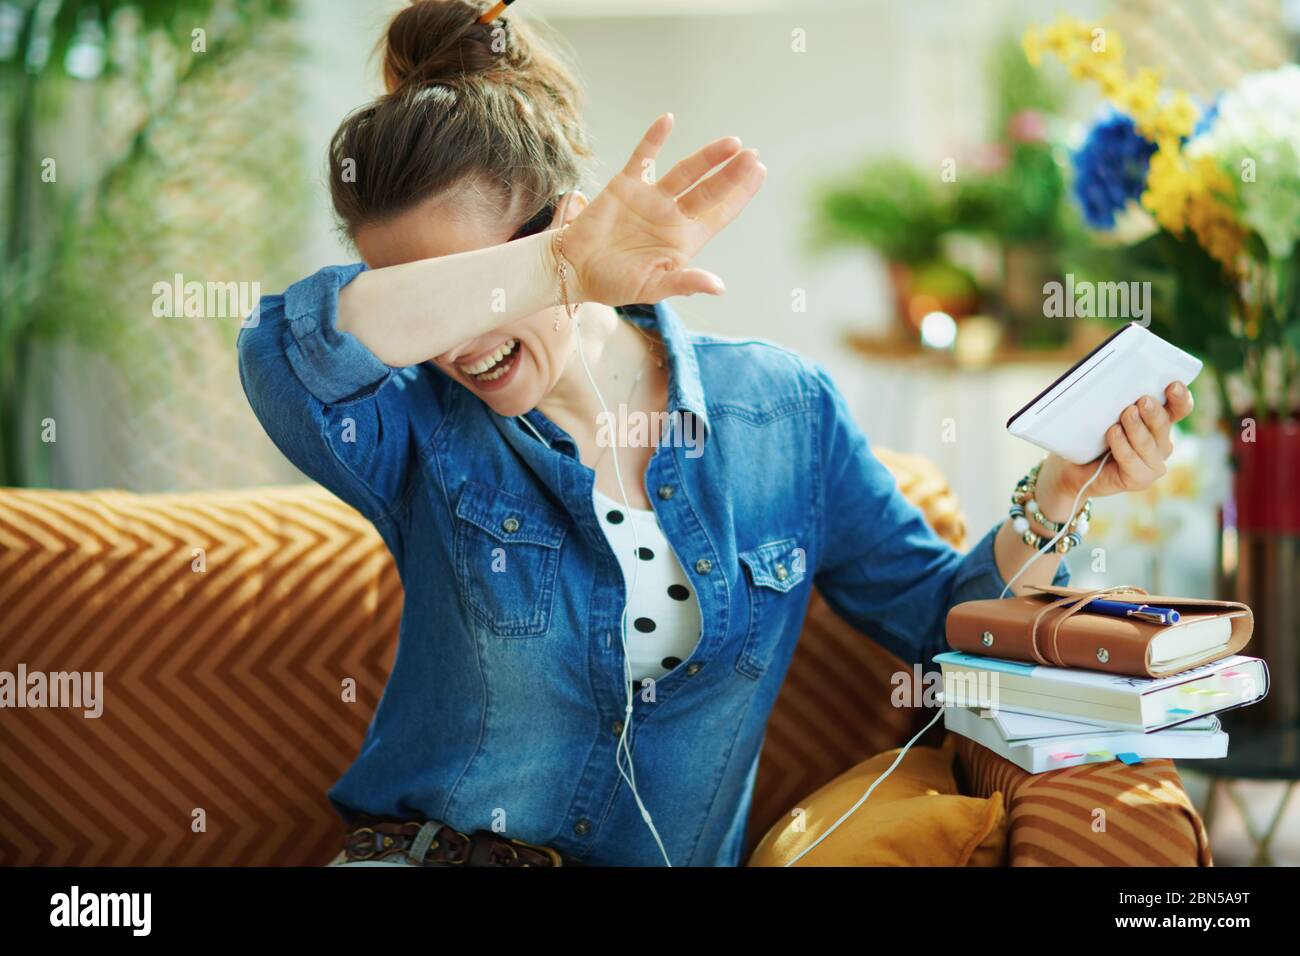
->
xmin=936 ymin=585 xmax=1269 ymax=774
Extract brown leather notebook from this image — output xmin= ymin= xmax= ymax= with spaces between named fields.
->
xmin=946 ymin=585 xmax=1254 ymax=677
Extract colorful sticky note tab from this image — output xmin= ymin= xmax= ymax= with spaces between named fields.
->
xmin=1050 ymin=752 xmax=1083 ymax=761
xmin=1116 ymin=752 xmax=1142 ymax=765
xmin=1087 ymin=751 xmax=1112 ymax=759
xmin=1221 ymin=671 xmax=1243 ymax=678
xmin=1167 ymin=707 xmax=1194 ymax=716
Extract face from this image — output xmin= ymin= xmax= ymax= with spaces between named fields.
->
xmin=354 ymin=188 xmax=585 ymax=418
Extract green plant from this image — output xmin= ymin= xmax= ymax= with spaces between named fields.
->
xmin=0 ymin=0 xmax=292 ymax=486
xmin=808 ymin=31 xmax=1078 ymax=342
xmin=810 ymin=158 xmax=955 ymax=266
xmin=952 ymin=35 xmax=1074 ymax=245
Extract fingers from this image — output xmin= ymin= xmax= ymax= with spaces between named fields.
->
xmin=1105 ymin=423 xmax=1148 ymax=485
xmin=676 ymin=148 xmax=761 ymax=219
xmin=620 ymin=113 xmax=675 ymax=181
xmin=698 ymin=155 xmax=766 ymax=234
xmin=653 ymin=267 xmax=727 ymax=298
xmin=1107 ymin=410 xmax=1164 ymax=487
xmin=657 ymin=136 xmax=744 ymax=197
xmin=675 ymin=152 xmax=765 ymax=236
xmin=1136 ymin=394 xmax=1173 ymax=457
xmin=1165 ymin=380 xmax=1194 ymax=422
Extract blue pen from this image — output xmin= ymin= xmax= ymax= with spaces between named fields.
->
xmin=1078 ymin=599 xmax=1181 ymax=625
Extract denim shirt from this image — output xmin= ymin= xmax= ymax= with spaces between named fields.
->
xmin=237 ymin=263 xmax=1069 ymax=867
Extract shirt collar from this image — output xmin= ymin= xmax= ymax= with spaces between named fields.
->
xmin=497 ymin=300 xmax=711 ymax=461
xmin=618 ymin=300 xmax=711 ymax=442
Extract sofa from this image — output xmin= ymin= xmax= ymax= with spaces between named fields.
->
xmin=0 ymin=449 xmax=1211 ymax=866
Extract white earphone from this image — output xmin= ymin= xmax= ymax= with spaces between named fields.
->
xmin=517 ymin=203 xmax=673 ymax=864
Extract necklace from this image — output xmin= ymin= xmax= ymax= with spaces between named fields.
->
xmin=627 ymin=319 xmax=667 ymax=371
xmin=591 ymin=320 xmax=666 ymax=477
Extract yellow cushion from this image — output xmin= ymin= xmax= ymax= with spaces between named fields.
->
xmin=748 ymin=736 xmax=1006 ymax=867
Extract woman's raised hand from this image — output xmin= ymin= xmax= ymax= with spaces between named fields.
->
xmin=561 ymin=113 xmax=766 ymax=307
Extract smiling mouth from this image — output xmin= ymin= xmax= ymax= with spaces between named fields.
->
xmin=457 ymin=338 xmax=519 ymax=382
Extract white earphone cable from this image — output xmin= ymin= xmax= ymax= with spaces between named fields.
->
xmin=785 ymin=452 xmax=1112 ymax=866
xmin=783 ymin=700 xmax=946 ymax=867
xmin=571 ymin=305 xmax=674 ymax=867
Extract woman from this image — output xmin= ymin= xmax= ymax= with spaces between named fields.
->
xmin=237 ymin=0 xmax=1192 ymax=868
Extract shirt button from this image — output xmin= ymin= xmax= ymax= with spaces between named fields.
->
xmin=694 ymin=558 xmax=712 ymax=574
xmin=775 ymin=563 xmax=788 ymax=581
xmin=611 ymin=720 xmax=624 ymax=736
xmin=657 ymin=485 xmax=674 ymax=500
xmin=501 ymin=516 xmax=520 ymax=533
xmin=573 ymin=819 xmax=591 ymax=837
xmin=686 ymin=663 xmax=703 ymax=676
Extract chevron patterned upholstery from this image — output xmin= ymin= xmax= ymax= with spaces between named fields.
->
xmin=0 ymin=454 xmax=1209 ymax=866
xmin=0 ymin=486 xmax=401 ymax=866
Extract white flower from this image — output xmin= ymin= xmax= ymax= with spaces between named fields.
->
xmin=1188 ymin=64 xmax=1300 ymax=260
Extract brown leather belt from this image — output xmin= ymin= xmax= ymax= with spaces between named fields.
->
xmin=342 ymin=819 xmax=581 ymax=867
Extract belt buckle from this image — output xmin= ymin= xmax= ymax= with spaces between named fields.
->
xmin=345 ymin=827 xmax=395 ymax=863
xmin=508 ymin=836 xmax=564 ymax=867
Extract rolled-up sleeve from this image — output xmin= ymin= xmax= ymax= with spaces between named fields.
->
xmin=238 ymin=263 xmax=441 ymax=527
xmin=809 ymin=364 xmax=1069 ymax=669
xmin=279 ymin=263 xmax=391 ymax=404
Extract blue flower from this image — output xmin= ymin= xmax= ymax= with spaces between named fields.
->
xmin=1071 ymin=111 xmax=1158 ymax=229
xmin=1192 ymin=97 xmax=1220 ymax=138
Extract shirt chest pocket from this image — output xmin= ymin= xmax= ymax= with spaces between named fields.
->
xmin=735 ymin=536 xmax=807 ymax=679
xmin=453 ymin=480 xmax=569 ymax=638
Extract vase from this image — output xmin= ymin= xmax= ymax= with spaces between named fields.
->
xmin=1219 ymin=420 xmax=1300 ymax=731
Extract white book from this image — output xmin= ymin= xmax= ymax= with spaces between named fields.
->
xmin=944 ymin=705 xmax=1229 ymax=774
xmin=991 ymin=710 xmax=1219 ymax=741
xmin=933 ymin=652 xmax=1268 ymax=732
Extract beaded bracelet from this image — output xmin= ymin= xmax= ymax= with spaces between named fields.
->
xmin=1009 ymin=460 xmax=1092 ymax=554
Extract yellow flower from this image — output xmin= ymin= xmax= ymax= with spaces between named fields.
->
xmin=1126 ymin=515 xmax=1165 ymax=546
xmin=1143 ymin=148 xmax=1244 ymax=270
xmin=1164 ymin=464 xmax=1198 ymax=499
xmin=1096 ymin=63 xmax=1128 ymax=98
xmin=1022 ymin=26 xmax=1043 ymax=67
xmin=1152 ymin=91 xmax=1199 ymax=141
xmin=1026 ymin=14 xmax=1245 ymax=273
xmin=1093 ymin=28 xmax=1124 ymax=63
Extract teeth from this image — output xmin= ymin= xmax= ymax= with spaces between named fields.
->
xmin=476 ymin=356 xmax=515 ymax=382
xmin=459 ymin=339 xmax=517 ymax=376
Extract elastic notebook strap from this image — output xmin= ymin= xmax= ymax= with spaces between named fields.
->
xmin=1029 ymin=585 xmax=1149 ymax=666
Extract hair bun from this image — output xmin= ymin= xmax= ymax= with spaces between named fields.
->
xmin=382 ymin=1 xmax=513 ymax=94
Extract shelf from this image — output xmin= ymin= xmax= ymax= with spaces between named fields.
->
xmin=843 ymin=326 xmax=1110 ymax=371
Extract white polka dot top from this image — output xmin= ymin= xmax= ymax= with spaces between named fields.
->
xmin=593 ymin=486 xmax=703 ymax=686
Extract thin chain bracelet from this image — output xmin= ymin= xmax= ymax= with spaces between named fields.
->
xmin=1009 ymin=460 xmax=1093 ymax=554
xmin=551 ymin=225 xmax=579 ymax=332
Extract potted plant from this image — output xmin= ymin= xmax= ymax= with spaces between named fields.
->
xmin=812 ymin=158 xmax=980 ymax=339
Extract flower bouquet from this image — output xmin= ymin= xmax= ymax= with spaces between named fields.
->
xmin=1024 ymin=15 xmax=1300 ymax=431
xmin=1025 ymin=15 xmax=1300 ymax=728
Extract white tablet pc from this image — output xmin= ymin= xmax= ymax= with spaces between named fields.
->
xmin=1006 ymin=323 xmax=1203 ymax=465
